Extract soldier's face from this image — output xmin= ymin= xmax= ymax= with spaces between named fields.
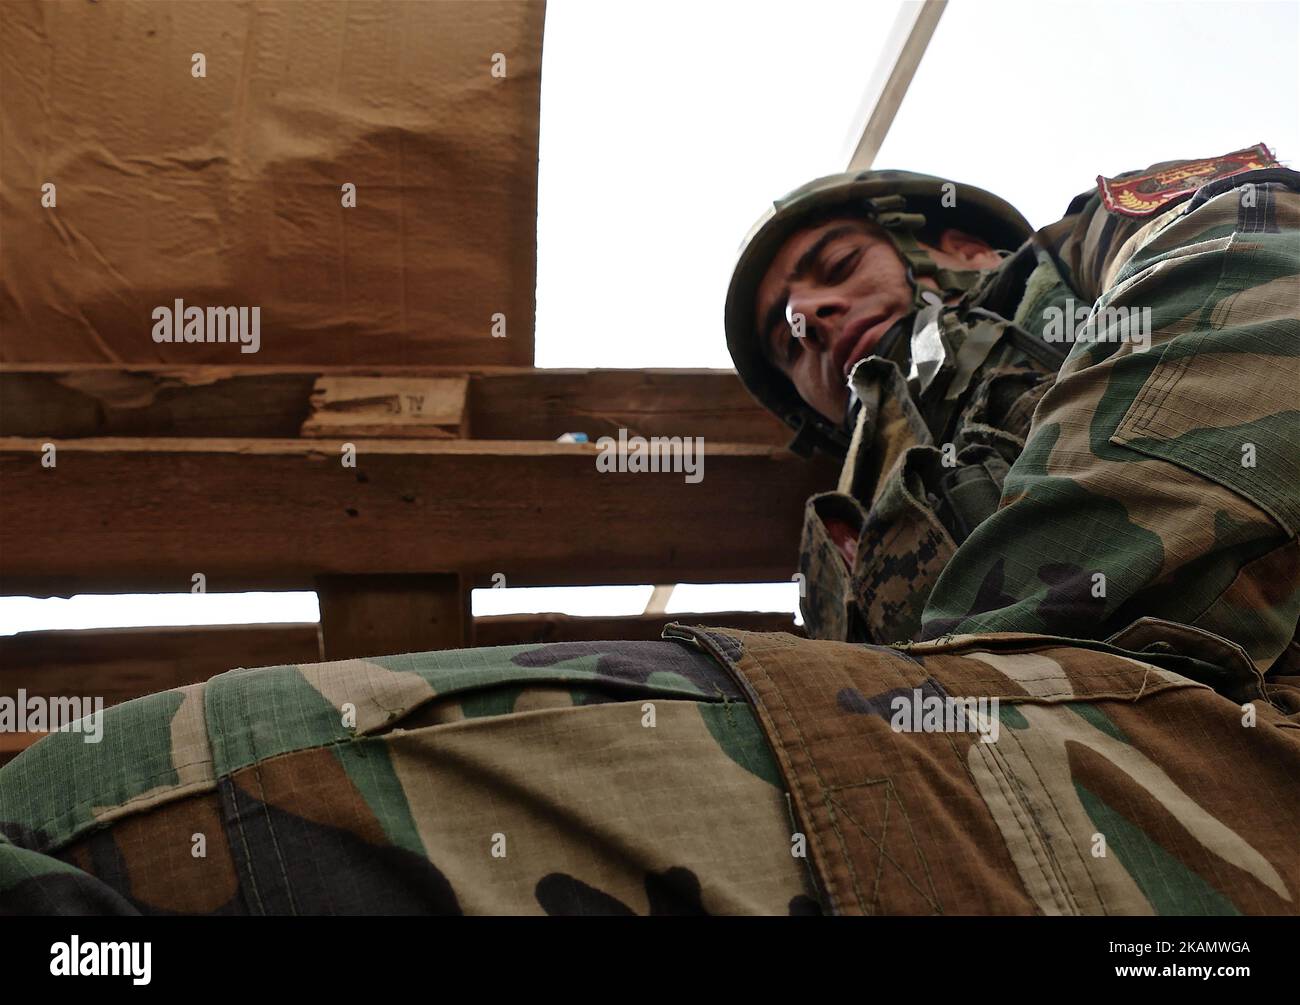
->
xmin=754 ymin=218 xmax=1000 ymax=422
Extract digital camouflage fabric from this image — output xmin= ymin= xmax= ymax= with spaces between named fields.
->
xmin=0 ymin=640 xmax=820 ymax=915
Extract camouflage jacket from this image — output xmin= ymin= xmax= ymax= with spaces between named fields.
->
xmin=799 ymin=145 xmax=1300 ymax=677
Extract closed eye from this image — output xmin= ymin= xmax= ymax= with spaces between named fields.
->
xmin=826 ymin=249 xmax=861 ymax=283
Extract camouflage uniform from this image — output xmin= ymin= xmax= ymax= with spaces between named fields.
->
xmin=729 ymin=147 xmax=1300 ymax=671
xmin=4 ymin=629 xmax=1297 ymax=915
xmin=920 ymin=154 xmax=1300 ymax=673
xmin=0 ymin=640 xmax=821 ymax=914
xmin=3 ymin=148 xmax=1299 ymax=915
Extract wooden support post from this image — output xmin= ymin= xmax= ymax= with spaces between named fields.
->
xmin=315 ymin=573 xmax=468 ymax=661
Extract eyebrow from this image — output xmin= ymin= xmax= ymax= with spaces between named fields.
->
xmin=759 ymin=224 xmax=862 ymax=356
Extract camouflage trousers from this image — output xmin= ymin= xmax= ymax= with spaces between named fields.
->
xmin=0 ymin=638 xmax=820 ymax=915
xmin=3 ymin=627 xmax=1298 ymax=915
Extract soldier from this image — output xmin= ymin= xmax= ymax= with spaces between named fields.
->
xmin=3 ymin=147 xmax=1298 ymax=915
xmin=724 ymin=149 xmax=1300 ymax=667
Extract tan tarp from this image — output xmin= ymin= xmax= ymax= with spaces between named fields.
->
xmin=0 ymin=0 xmax=542 ymax=366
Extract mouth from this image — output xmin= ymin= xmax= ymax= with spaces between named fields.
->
xmin=834 ymin=313 xmax=895 ymax=377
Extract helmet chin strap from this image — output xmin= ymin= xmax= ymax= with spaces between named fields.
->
xmin=863 ymin=197 xmax=987 ymax=310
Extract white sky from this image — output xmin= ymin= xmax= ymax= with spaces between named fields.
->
xmin=536 ymin=0 xmax=1300 ymax=367
xmin=4 ymin=0 xmax=1297 ymax=635
xmin=0 ymin=584 xmax=803 ymax=635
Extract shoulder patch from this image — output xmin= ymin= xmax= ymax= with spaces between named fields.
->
xmin=1097 ymin=143 xmax=1279 ymax=217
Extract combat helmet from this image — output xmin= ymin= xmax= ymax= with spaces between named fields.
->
xmin=724 ymin=170 xmax=1034 ymax=457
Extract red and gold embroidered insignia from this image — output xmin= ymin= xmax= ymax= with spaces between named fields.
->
xmin=1097 ymin=143 xmax=1279 ymax=217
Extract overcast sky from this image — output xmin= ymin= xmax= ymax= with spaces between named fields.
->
xmin=5 ymin=0 xmax=1297 ymax=633
xmin=536 ymin=0 xmax=1300 ymax=367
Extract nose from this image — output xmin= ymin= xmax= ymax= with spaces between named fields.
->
xmin=786 ymin=285 xmax=847 ymax=355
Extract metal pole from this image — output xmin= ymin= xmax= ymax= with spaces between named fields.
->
xmin=844 ymin=0 xmax=947 ymax=171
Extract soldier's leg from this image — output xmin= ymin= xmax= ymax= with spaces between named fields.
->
xmin=0 ymin=639 xmax=819 ymax=915
xmin=684 ymin=626 xmax=1300 ymax=916
xmin=921 ymin=179 xmax=1300 ymax=670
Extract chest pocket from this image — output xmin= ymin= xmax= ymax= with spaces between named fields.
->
xmin=1108 ymin=181 xmax=1300 ymax=537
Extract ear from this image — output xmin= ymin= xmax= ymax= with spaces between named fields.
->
xmin=935 ymin=228 xmax=1001 ymax=267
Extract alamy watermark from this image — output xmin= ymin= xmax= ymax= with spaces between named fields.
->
xmin=50 ymin=937 xmax=150 ymax=984
xmin=0 ymin=690 xmax=104 ymax=743
xmin=152 ymin=299 xmax=260 ymax=354
xmin=890 ymin=689 xmax=1000 ymax=744
xmin=1042 ymin=298 xmax=1152 ymax=353
xmin=595 ymin=429 xmax=704 ymax=484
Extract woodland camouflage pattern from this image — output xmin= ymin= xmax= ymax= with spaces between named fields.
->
xmin=0 ymin=641 xmax=820 ymax=914
xmin=2 ymin=153 xmax=1298 ymax=915
xmin=678 ymin=625 xmax=1300 ymax=915
xmin=3 ymin=627 xmax=1298 ymax=915
xmin=799 ymin=156 xmax=1300 ymax=676
xmin=921 ymin=165 xmax=1300 ymax=669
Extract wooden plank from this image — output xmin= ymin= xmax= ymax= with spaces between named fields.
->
xmin=301 ymin=377 xmax=469 ymax=439
xmin=0 ymin=366 xmax=789 ymax=445
xmin=0 ymin=438 xmax=835 ymax=595
xmin=467 ymin=369 xmax=789 ymax=444
xmin=316 ymin=574 xmax=468 ymax=660
xmin=474 ymin=610 xmax=801 ymax=646
xmin=0 ymin=368 xmax=316 ymax=438
xmin=644 ymin=585 xmax=675 ymax=615
xmin=0 ymin=731 xmax=45 ymax=765
xmin=0 ymin=624 xmax=322 ymax=709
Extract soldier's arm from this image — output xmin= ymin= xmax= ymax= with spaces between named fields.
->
xmin=921 ymin=167 xmax=1300 ymax=671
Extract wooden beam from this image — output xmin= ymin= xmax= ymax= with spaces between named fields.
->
xmin=474 ymin=610 xmax=801 ymax=646
xmin=316 ymin=574 xmax=468 ymax=660
xmin=0 ymin=731 xmax=45 ymax=765
xmin=0 ymin=623 xmax=322 ymax=709
xmin=0 ymin=367 xmax=315 ymax=439
xmin=0 ymin=438 xmax=835 ymax=595
xmin=466 ymin=369 xmax=787 ymax=444
xmin=0 ymin=366 xmax=789 ymax=445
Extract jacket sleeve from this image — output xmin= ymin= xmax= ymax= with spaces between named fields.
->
xmin=1034 ymin=156 xmax=1234 ymax=304
xmin=920 ymin=166 xmax=1300 ymax=672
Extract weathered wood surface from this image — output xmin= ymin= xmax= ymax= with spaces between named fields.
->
xmin=0 ymin=366 xmax=789 ymax=444
xmin=0 ymin=437 xmax=832 ymax=595
xmin=317 ymin=573 xmax=469 ymax=659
